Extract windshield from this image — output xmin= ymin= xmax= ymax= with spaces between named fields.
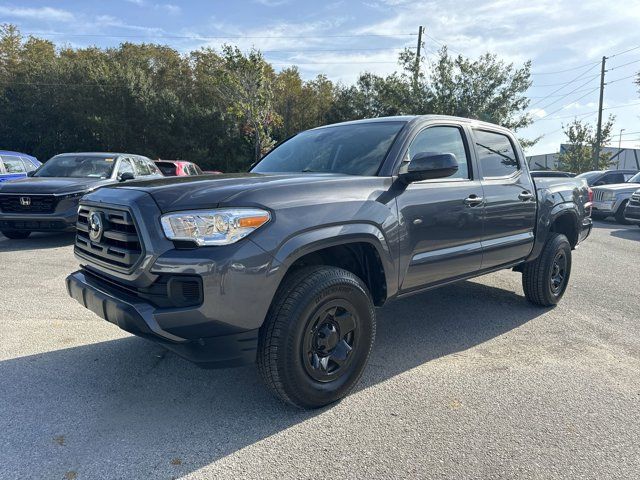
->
xmin=34 ymin=155 xmax=116 ymax=178
xmin=251 ymin=122 xmax=405 ymax=176
xmin=628 ymin=172 xmax=640 ymax=183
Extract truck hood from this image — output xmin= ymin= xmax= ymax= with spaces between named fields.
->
xmin=0 ymin=176 xmax=111 ymax=194
xmin=109 ymin=172 xmax=387 ymax=212
xmin=592 ymin=182 xmax=640 ymax=193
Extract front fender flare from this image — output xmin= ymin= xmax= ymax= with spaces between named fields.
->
xmin=266 ymin=223 xmax=398 ymax=299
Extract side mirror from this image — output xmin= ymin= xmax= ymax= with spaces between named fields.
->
xmin=118 ymin=172 xmax=135 ymax=182
xmin=400 ymin=152 xmax=458 ymax=183
xmin=26 ymin=171 xmax=35 ymax=177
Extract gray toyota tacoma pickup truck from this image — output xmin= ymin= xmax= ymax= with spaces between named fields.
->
xmin=66 ymin=115 xmax=592 ymax=408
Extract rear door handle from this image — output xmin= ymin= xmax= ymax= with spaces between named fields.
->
xmin=518 ymin=191 xmax=534 ymax=201
xmin=464 ymin=195 xmax=484 ymax=206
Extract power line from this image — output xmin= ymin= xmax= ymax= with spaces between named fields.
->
xmin=530 ymin=73 xmax=600 ymax=88
xmin=607 ymin=73 xmax=638 ymax=84
xmin=530 ymin=60 xmax=601 ymax=75
xmin=25 ymin=31 xmax=417 ymax=40
xmin=528 ymin=86 xmax=599 ymax=99
xmin=529 ymin=63 xmax=600 ymax=106
xmin=533 ymin=100 xmax=640 ymax=122
xmin=535 ymin=80 xmax=599 ymax=112
xmin=608 ymin=57 xmax=640 ymax=71
xmin=261 ymin=46 xmax=415 ymax=53
xmin=533 ymin=87 xmax=601 ymax=123
xmin=609 ymin=45 xmax=640 ymax=58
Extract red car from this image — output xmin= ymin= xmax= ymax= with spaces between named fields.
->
xmin=155 ymin=160 xmax=203 ymax=177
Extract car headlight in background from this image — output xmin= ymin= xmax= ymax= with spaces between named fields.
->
xmin=60 ymin=190 xmax=90 ymax=200
xmin=160 ymin=208 xmax=271 ymax=246
xmin=600 ymin=191 xmax=615 ymax=201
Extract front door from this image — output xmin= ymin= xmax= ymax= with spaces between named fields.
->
xmin=397 ymin=125 xmax=485 ymax=292
xmin=472 ymin=129 xmax=537 ymax=269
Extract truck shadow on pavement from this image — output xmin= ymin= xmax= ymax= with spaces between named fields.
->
xmin=0 ymin=232 xmax=75 ymax=251
xmin=0 ymin=280 xmax=548 ymax=478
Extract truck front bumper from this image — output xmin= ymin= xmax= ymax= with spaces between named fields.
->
xmin=66 ymin=269 xmax=259 ymax=368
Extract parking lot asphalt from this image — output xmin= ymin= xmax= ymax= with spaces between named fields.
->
xmin=0 ymin=220 xmax=638 ymax=480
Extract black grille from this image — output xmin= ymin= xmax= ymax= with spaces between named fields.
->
xmin=0 ymin=219 xmax=67 ymax=231
xmin=0 ymin=194 xmax=58 ymax=213
xmin=75 ymin=205 xmax=143 ymax=271
xmin=82 ymin=268 xmax=202 ymax=308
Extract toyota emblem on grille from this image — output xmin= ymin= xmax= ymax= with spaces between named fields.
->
xmin=19 ymin=197 xmax=31 ymax=206
xmin=88 ymin=211 xmax=104 ymax=242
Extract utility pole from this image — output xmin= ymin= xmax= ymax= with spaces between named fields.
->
xmin=414 ymin=25 xmax=424 ymax=86
xmin=593 ymin=55 xmax=607 ymax=170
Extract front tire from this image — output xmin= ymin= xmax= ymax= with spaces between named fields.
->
xmin=615 ymin=200 xmax=631 ymax=224
xmin=522 ymin=233 xmax=572 ymax=307
xmin=257 ymin=266 xmax=376 ymax=409
xmin=1 ymin=230 xmax=31 ymax=239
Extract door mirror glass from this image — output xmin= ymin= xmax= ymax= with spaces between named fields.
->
xmin=400 ymin=152 xmax=459 ymax=183
xmin=26 ymin=170 xmax=35 ymax=177
xmin=118 ymin=171 xmax=135 ymax=182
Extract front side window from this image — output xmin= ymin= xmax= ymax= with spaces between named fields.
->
xmin=145 ymin=159 xmax=161 ymax=176
xmin=1 ymin=155 xmax=26 ymax=174
xmin=252 ymin=122 xmax=405 ymax=176
xmin=474 ymin=130 xmax=520 ymax=178
xmin=406 ymin=126 xmax=470 ymax=179
xmin=20 ymin=157 xmax=38 ymax=172
xmin=628 ymin=172 xmax=640 ymax=183
xmin=34 ymin=155 xmax=116 ymax=178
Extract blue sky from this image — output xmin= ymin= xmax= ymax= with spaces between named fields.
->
xmin=1 ymin=0 xmax=640 ymax=155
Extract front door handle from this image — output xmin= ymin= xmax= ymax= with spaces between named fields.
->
xmin=518 ymin=191 xmax=534 ymax=201
xmin=464 ymin=195 xmax=484 ymax=206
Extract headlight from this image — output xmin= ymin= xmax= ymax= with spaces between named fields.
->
xmin=601 ymin=191 xmax=615 ymax=201
xmin=60 ymin=191 xmax=89 ymax=200
xmin=160 ymin=208 xmax=271 ymax=246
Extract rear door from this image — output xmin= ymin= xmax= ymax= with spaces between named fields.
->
xmin=472 ymin=129 xmax=536 ymax=269
xmin=397 ymin=123 xmax=485 ymax=292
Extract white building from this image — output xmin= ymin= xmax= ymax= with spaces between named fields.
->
xmin=527 ymin=145 xmax=640 ymax=171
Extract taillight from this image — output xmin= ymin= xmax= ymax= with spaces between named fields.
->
xmin=587 ymin=187 xmax=593 ymax=204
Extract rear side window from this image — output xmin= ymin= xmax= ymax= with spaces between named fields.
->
xmin=604 ymin=172 xmax=624 ymax=184
xmin=132 ymin=157 xmax=151 ymax=176
xmin=1 ymin=155 xmax=26 ymax=174
xmin=474 ymin=130 xmax=520 ymax=178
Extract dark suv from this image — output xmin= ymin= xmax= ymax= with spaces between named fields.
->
xmin=0 ymin=153 xmax=162 ymax=238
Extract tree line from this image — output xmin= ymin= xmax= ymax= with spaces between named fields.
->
xmin=1 ymin=24 xmax=535 ymax=171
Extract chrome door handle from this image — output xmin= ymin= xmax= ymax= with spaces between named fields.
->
xmin=464 ymin=195 xmax=484 ymax=206
xmin=518 ymin=191 xmax=534 ymax=201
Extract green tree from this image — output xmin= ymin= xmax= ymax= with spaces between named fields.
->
xmin=213 ymin=46 xmax=280 ymax=163
xmin=557 ymin=116 xmax=615 ymax=173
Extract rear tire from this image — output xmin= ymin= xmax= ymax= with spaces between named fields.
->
xmin=1 ymin=230 xmax=31 ymax=239
xmin=615 ymin=200 xmax=631 ymax=224
xmin=522 ymin=233 xmax=572 ymax=307
xmin=257 ymin=266 xmax=376 ymax=409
